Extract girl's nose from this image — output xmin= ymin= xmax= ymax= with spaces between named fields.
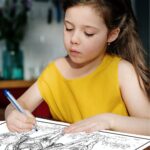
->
xmin=71 ymin=31 xmax=80 ymax=45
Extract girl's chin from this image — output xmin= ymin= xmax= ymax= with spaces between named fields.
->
xmin=67 ymin=56 xmax=89 ymax=68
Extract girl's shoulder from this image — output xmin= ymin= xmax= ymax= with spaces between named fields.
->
xmin=118 ymin=59 xmax=138 ymax=92
xmin=118 ymin=59 xmax=135 ymax=77
xmin=54 ymin=57 xmax=69 ymax=77
xmin=55 ymin=57 xmax=66 ymax=65
xmin=54 ymin=57 xmax=67 ymax=71
xmin=38 ymin=57 xmax=66 ymax=80
xmin=45 ymin=57 xmax=66 ymax=69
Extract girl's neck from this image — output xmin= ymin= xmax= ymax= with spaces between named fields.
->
xmin=65 ymin=53 xmax=106 ymax=79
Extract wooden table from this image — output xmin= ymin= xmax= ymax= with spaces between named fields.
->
xmin=0 ymin=80 xmax=35 ymax=89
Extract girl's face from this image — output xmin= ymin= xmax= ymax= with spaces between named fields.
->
xmin=64 ymin=5 xmax=112 ymax=65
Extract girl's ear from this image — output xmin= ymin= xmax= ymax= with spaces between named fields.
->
xmin=107 ymin=28 xmax=120 ymax=43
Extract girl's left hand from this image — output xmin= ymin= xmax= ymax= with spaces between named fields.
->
xmin=64 ymin=113 xmax=114 ymax=133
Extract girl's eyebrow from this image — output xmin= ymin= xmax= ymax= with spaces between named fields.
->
xmin=64 ymin=20 xmax=98 ymax=30
xmin=64 ymin=20 xmax=74 ymax=26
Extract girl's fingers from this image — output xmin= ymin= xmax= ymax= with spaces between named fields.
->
xmin=64 ymin=121 xmax=92 ymax=133
xmin=85 ymin=124 xmax=105 ymax=133
xmin=15 ymin=110 xmax=36 ymax=125
xmin=6 ymin=109 xmax=36 ymax=132
xmin=65 ymin=123 xmax=103 ymax=133
xmin=64 ymin=115 xmax=111 ymax=133
xmin=25 ymin=111 xmax=37 ymax=125
xmin=12 ymin=118 xmax=34 ymax=132
xmin=9 ymin=114 xmax=35 ymax=132
xmin=25 ymin=110 xmax=35 ymax=118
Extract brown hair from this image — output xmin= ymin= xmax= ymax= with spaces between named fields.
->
xmin=62 ymin=0 xmax=150 ymax=98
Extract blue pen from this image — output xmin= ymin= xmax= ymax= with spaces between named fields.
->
xmin=3 ymin=89 xmax=38 ymax=131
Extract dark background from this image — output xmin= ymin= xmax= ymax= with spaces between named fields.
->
xmin=134 ymin=0 xmax=150 ymax=66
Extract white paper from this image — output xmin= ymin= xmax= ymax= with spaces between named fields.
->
xmin=0 ymin=118 xmax=150 ymax=150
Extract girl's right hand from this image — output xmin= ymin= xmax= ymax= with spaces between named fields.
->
xmin=6 ymin=109 xmax=36 ymax=132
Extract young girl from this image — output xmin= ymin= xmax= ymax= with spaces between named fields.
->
xmin=5 ymin=0 xmax=150 ymax=135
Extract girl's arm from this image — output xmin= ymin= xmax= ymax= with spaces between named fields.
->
xmin=5 ymin=81 xmax=43 ymax=132
xmin=64 ymin=113 xmax=150 ymax=135
xmin=118 ymin=60 xmax=150 ymax=118
xmin=111 ymin=114 xmax=150 ymax=135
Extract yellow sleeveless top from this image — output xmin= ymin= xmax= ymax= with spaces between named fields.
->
xmin=37 ymin=54 xmax=128 ymax=123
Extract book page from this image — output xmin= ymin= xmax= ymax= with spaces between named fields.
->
xmin=0 ymin=118 xmax=150 ymax=150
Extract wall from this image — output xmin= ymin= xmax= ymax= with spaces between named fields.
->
xmin=135 ymin=0 xmax=149 ymax=65
xmin=0 ymin=1 xmax=66 ymax=80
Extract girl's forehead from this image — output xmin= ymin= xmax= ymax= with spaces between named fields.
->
xmin=65 ymin=4 xmax=101 ymax=16
xmin=65 ymin=5 xmax=105 ymax=27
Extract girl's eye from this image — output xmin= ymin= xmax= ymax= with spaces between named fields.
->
xmin=66 ymin=28 xmax=73 ymax=31
xmin=85 ymin=32 xmax=94 ymax=37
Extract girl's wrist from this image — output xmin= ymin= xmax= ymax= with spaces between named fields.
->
xmin=5 ymin=104 xmax=15 ymax=119
xmin=103 ymin=113 xmax=116 ymax=130
xmin=107 ymin=113 xmax=124 ymax=131
xmin=98 ymin=113 xmax=116 ymax=130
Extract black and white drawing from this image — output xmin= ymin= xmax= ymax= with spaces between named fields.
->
xmin=0 ymin=118 xmax=150 ymax=150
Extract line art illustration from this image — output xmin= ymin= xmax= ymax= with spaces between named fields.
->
xmin=0 ymin=118 xmax=149 ymax=150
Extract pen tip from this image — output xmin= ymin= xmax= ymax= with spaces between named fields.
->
xmin=35 ymin=126 xmax=38 ymax=131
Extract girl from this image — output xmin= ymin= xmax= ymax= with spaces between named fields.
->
xmin=5 ymin=0 xmax=150 ymax=135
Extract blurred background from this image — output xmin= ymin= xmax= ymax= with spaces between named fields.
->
xmin=0 ymin=0 xmax=66 ymax=80
xmin=0 ymin=0 xmax=149 ymax=80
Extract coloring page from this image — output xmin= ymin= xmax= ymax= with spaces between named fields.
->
xmin=0 ymin=118 xmax=150 ymax=150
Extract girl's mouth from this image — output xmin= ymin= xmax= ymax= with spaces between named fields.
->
xmin=70 ymin=50 xmax=81 ymax=56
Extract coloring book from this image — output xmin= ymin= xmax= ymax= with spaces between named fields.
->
xmin=0 ymin=118 xmax=150 ymax=150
